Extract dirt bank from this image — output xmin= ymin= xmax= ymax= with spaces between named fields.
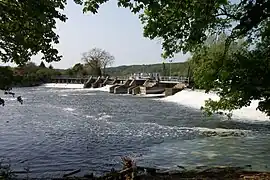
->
xmin=48 ymin=166 xmax=270 ymax=180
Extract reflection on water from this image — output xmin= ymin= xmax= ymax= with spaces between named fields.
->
xmin=0 ymin=87 xmax=270 ymax=178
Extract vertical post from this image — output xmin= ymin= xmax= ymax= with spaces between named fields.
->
xmin=162 ymin=61 xmax=166 ymax=76
xmin=169 ymin=59 xmax=173 ymax=78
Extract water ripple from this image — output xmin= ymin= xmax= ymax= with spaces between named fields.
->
xmin=0 ymin=87 xmax=270 ymax=178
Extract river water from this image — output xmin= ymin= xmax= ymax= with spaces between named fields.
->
xmin=0 ymin=85 xmax=270 ymax=178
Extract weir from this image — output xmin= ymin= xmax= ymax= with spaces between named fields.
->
xmin=91 ymin=76 xmax=103 ymax=88
xmin=50 ymin=75 xmax=189 ymax=96
xmin=114 ymin=79 xmax=132 ymax=94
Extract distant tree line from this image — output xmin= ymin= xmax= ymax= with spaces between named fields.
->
xmin=1 ymin=46 xmax=191 ymax=90
xmin=105 ymin=62 xmax=190 ymax=77
xmin=60 ymin=48 xmax=191 ymax=78
xmin=64 ymin=62 xmax=190 ymax=77
xmin=12 ymin=62 xmax=61 ymax=87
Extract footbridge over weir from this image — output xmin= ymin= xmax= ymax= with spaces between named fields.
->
xmin=50 ymin=75 xmax=189 ymax=84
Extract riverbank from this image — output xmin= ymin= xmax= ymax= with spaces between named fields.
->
xmin=7 ymin=166 xmax=270 ymax=180
xmin=60 ymin=169 xmax=270 ymax=180
xmin=56 ymin=157 xmax=270 ymax=179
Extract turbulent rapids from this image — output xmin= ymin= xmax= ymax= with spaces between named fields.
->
xmin=0 ymin=84 xmax=269 ymax=178
xmin=43 ymin=83 xmax=269 ymax=122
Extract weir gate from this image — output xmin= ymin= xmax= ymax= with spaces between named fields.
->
xmin=49 ymin=75 xmax=190 ymax=96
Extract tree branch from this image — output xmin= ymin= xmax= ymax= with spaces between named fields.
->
xmin=217 ymin=6 xmax=238 ymax=20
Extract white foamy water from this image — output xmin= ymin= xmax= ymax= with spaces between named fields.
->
xmin=42 ymin=84 xmax=269 ymax=121
xmin=94 ymin=85 xmax=113 ymax=92
xmin=63 ymin=107 xmax=76 ymax=112
xmin=43 ymin=83 xmax=84 ymax=89
xmin=1 ymin=86 xmax=270 ymax=177
xmin=132 ymin=122 xmax=250 ymax=135
xmin=136 ymin=94 xmax=165 ymax=98
xmin=161 ymin=89 xmax=269 ymax=121
xmin=2 ymin=97 xmax=17 ymax=101
xmin=59 ymin=94 xmax=68 ymax=97
xmin=42 ymin=83 xmax=112 ymax=92
xmin=2 ymin=97 xmax=28 ymax=101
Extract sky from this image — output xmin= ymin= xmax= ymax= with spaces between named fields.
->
xmin=4 ymin=0 xmax=190 ymax=69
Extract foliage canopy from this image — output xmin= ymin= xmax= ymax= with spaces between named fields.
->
xmin=0 ymin=0 xmax=80 ymax=92
xmin=78 ymin=0 xmax=270 ymax=57
xmin=191 ymin=31 xmax=270 ymax=117
xmin=0 ymin=0 xmax=71 ymax=65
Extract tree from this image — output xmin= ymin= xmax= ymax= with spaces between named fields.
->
xmin=0 ymin=0 xmax=66 ymax=103
xmin=78 ymin=0 xmax=269 ymax=57
xmin=79 ymin=0 xmax=270 ymax=117
xmin=73 ymin=63 xmax=84 ymax=73
xmin=0 ymin=0 xmax=85 ymax=105
xmin=10 ymin=62 xmax=60 ymax=87
xmin=69 ymin=63 xmax=86 ymax=77
xmin=82 ymin=48 xmax=114 ymax=76
xmin=39 ymin=61 xmax=46 ymax=68
xmin=65 ymin=68 xmax=75 ymax=77
xmin=0 ymin=67 xmax=13 ymax=91
xmin=20 ymin=62 xmax=39 ymax=74
xmin=49 ymin=64 xmax=54 ymax=69
xmin=0 ymin=0 xmax=74 ymax=65
xmin=162 ymin=62 xmax=166 ymax=76
xmin=191 ymin=32 xmax=270 ymax=117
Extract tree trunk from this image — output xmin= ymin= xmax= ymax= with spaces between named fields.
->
xmin=103 ymin=65 xmax=106 ymax=76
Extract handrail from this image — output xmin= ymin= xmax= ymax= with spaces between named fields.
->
xmin=51 ymin=75 xmax=189 ymax=83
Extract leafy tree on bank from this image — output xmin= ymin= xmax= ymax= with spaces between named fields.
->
xmin=191 ymin=31 xmax=270 ymax=116
xmin=49 ymin=64 xmax=54 ymax=69
xmin=0 ymin=67 xmax=13 ymax=90
xmin=78 ymin=0 xmax=270 ymax=117
xmin=62 ymin=63 xmax=89 ymax=77
xmin=18 ymin=62 xmax=39 ymax=74
xmin=39 ymin=61 xmax=46 ymax=68
xmin=64 ymin=68 xmax=75 ymax=77
xmin=72 ymin=63 xmax=84 ymax=75
xmin=0 ymin=0 xmax=74 ymax=65
xmin=0 ymin=0 xmax=82 ymax=104
xmin=82 ymin=48 xmax=114 ymax=76
xmin=162 ymin=62 xmax=166 ymax=76
xmin=77 ymin=0 xmax=269 ymax=56
xmin=13 ymin=62 xmax=61 ymax=87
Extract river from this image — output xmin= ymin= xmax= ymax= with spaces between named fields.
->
xmin=0 ymin=85 xmax=270 ymax=178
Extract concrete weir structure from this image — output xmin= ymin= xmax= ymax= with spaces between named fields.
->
xmin=107 ymin=76 xmax=188 ymax=95
xmin=50 ymin=75 xmax=189 ymax=96
xmin=83 ymin=76 xmax=117 ymax=88
xmin=113 ymin=79 xmax=132 ymax=94
xmin=112 ymin=79 xmax=146 ymax=94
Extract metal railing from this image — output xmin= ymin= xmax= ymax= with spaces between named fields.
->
xmin=51 ymin=75 xmax=89 ymax=79
xmin=50 ymin=75 xmax=189 ymax=83
xmin=159 ymin=76 xmax=189 ymax=82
